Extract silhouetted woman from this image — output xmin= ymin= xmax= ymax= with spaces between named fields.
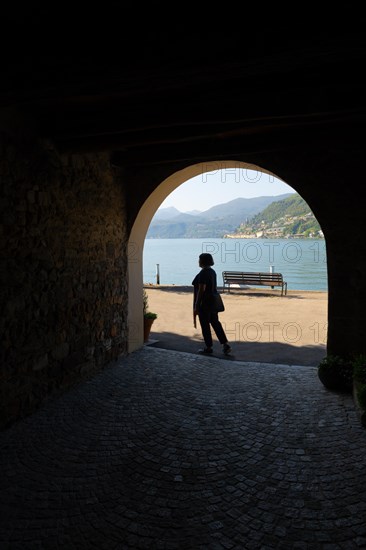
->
xmin=192 ymin=252 xmax=232 ymax=355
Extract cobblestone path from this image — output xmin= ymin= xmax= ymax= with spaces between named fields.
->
xmin=0 ymin=347 xmax=365 ymax=549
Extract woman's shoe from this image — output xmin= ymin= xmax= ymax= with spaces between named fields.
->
xmin=198 ymin=347 xmax=213 ymax=354
xmin=222 ymin=343 xmax=232 ymax=355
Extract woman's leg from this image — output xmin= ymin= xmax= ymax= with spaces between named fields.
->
xmin=209 ymin=311 xmax=228 ymax=344
xmin=210 ymin=312 xmax=232 ymax=354
xmin=198 ymin=309 xmax=213 ymax=348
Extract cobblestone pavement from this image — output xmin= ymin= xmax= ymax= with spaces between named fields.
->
xmin=1 ymin=347 xmax=366 ymax=549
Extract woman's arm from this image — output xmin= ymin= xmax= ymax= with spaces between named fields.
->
xmin=194 ymin=283 xmax=206 ymax=312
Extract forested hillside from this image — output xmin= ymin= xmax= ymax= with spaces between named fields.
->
xmin=226 ymin=194 xmax=323 ymax=238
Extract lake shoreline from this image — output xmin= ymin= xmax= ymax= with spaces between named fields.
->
xmin=144 ymin=283 xmax=328 ymax=296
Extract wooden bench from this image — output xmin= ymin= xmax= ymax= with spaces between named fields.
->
xmin=222 ymin=271 xmax=287 ymax=296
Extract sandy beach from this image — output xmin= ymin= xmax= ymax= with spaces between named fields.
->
xmin=144 ymin=285 xmax=328 ymax=366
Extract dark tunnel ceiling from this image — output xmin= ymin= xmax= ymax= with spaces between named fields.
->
xmin=1 ymin=8 xmax=365 ymax=163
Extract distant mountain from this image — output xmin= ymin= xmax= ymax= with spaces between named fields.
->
xmin=198 ymin=196 xmax=293 ymax=223
xmin=227 ymin=193 xmax=323 ymax=238
xmin=155 ymin=207 xmax=202 ymax=219
xmin=185 ymin=209 xmax=201 ymax=216
xmin=146 ymin=194 xmax=294 ymax=238
xmin=152 ymin=206 xmax=181 ymax=220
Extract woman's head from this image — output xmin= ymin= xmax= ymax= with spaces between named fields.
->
xmin=199 ymin=253 xmax=214 ymax=267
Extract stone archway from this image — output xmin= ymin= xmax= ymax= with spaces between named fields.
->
xmin=127 ymin=160 xmax=323 ymax=353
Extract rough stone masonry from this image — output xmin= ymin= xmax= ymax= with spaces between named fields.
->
xmin=0 ymin=134 xmax=129 ymax=429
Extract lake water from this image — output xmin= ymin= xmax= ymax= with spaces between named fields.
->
xmin=143 ymin=238 xmax=328 ymax=291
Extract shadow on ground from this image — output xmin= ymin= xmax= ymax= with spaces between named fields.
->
xmin=148 ymin=330 xmax=325 ymax=366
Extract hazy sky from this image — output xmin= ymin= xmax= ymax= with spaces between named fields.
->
xmin=159 ymin=169 xmax=296 ymax=212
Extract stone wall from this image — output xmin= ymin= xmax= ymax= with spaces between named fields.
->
xmin=0 ymin=135 xmax=128 ymax=429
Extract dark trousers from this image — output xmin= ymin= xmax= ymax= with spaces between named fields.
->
xmin=198 ymin=308 xmax=228 ymax=348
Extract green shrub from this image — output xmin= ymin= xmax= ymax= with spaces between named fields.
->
xmin=318 ymin=355 xmax=353 ymax=392
xmin=352 ymin=354 xmax=366 ymax=384
xmin=357 ymin=384 xmax=366 ymax=410
xmin=143 ymin=288 xmax=149 ymax=315
xmin=318 ymin=355 xmax=353 ymax=382
xmin=318 ymin=354 xmax=344 ymax=370
xmin=144 ymin=311 xmax=157 ymax=320
xmin=143 ymin=288 xmax=157 ymax=319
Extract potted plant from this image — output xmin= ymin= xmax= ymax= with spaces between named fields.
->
xmin=351 ymin=353 xmax=366 ymax=428
xmin=143 ymin=288 xmax=157 ymax=343
xmin=317 ymin=354 xmax=353 ymax=393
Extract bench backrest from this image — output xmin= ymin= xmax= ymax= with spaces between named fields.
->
xmin=222 ymin=271 xmax=284 ymax=284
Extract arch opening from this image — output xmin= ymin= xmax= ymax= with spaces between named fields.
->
xmin=128 ymin=161 xmax=328 ymax=365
